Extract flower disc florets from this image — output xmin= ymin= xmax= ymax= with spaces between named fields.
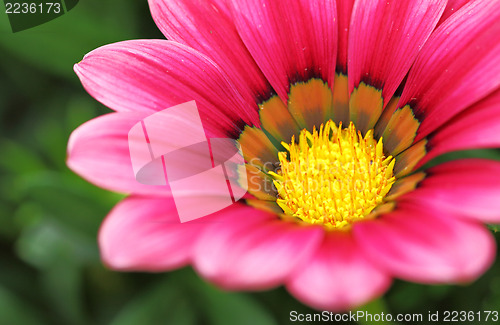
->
xmin=270 ymin=120 xmax=396 ymax=229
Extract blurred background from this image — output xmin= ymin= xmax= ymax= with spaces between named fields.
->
xmin=0 ymin=1 xmax=500 ymax=324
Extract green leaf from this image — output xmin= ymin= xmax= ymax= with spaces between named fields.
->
xmin=488 ymin=224 xmax=499 ymax=232
xmin=192 ymin=279 xmax=278 ymax=325
xmin=15 ymin=173 xmax=106 ymax=233
xmin=0 ymin=286 xmax=47 ymax=325
xmin=109 ymin=277 xmax=198 ymax=325
xmin=0 ymin=0 xmax=141 ymax=79
xmin=0 ymin=138 xmax=46 ymax=175
xmin=41 ymin=260 xmax=88 ymax=325
xmin=15 ymin=217 xmax=98 ymax=269
xmin=421 ymin=149 xmax=500 ymax=170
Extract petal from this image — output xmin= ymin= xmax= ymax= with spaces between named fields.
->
xmin=99 ymin=196 xmax=206 ymax=271
xmin=407 ymin=159 xmax=500 ymax=223
xmin=67 ymin=112 xmax=171 ymax=196
xmin=375 ymin=99 xmax=421 ymax=156
xmin=258 ymin=96 xmax=300 ymax=144
xmin=419 ymin=89 xmax=500 ymax=167
xmin=353 ymin=201 xmax=496 ymax=283
xmin=243 ymin=164 xmax=277 ymax=201
xmin=286 ymin=231 xmax=391 ymax=312
xmin=385 ymin=172 xmax=426 ymax=201
xmin=348 ymin=84 xmax=384 ymax=133
xmin=74 ymin=40 xmax=258 ymax=137
xmin=193 ymin=208 xmax=324 ymax=290
xmin=229 ymin=0 xmax=338 ymax=101
xmin=148 ymin=0 xmax=271 ymax=103
xmin=393 ymin=139 xmax=427 ymax=178
xmin=399 ymin=0 xmax=500 ymax=142
xmin=348 ymin=0 xmax=446 ymax=103
xmin=287 ymin=79 xmax=334 ymax=131
xmin=437 ymin=0 xmax=470 ymax=26
xmin=331 ymin=73 xmax=350 ymax=126
xmin=335 ymin=0 xmax=355 ymax=73
xmin=238 ymin=126 xmax=279 ymax=172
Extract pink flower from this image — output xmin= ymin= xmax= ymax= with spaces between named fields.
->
xmin=67 ymin=0 xmax=500 ymax=311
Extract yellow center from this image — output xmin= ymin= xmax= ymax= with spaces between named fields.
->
xmin=269 ymin=120 xmax=396 ymax=229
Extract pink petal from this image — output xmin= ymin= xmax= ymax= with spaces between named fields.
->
xmin=407 ymin=159 xmax=500 ymax=223
xmin=148 ymin=0 xmax=271 ymax=103
xmin=437 ymin=0 xmax=470 ymax=26
xmin=286 ymin=232 xmax=391 ymax=312
xmin=99 ymin=196 xmax=206 ymax=271
xmin=353 ymin=201 xmax=496 ymax=283
xmin=398 ymin=0 xmax=500 ymax=142
xmin=193 ymin=209 xmax=324 ymax=290
xmin=336 ymin=0 xmax=355 ymax=73
xmin=68 ymin=107 xmax=244 ymax=204
xmin=419 ymin=89 xmax=500 ymax=167
xmin=67 ymin=112 xmax=171 ymax=196
xmin=229 ymin=0 xmax=338 ymax=101
xmin=348 ymin=0 xmax=446 ymax=103
xmin=74 ymin=40 xmax=259 ymax=137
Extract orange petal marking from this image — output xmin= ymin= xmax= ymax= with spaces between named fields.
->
xmin=246 ymin=199 xmax=283 ymax=215
xmin=287 ymin=78 xmax=333 ymax=131
xmin=394 ymin=139 xmax=428 ymax=178
xmin=349 ymin=82 xmax=384 ymax=134
xmin=240 ymin=164 xmax=277 ymax=201
xmin=238 ymin=125 xmax=279 ymax=172
xmin=385 ymin=172 xmax=426 ymax=201
xmin=374 ymin=95 xmax=400 ymax=139
xmin=259 ymin=96 xmax=299 ymax=144
xmin=331 ymin=73 xmax=350 ymax=126
xmin=378 ymin=105 xmax=420 ymax=156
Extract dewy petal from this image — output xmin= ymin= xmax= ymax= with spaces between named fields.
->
xmin=99 ymin=196 xmax=206 ymax=271
xmin=399 ymin=0 xmax=500 ymax=142
xmin=193 ymin=209 xmax=324 ymax=290
xmin=406 ymin=159 xmax=500 ymax=223
xmin=74 ymin=40 xmax=259 ymax=137
xmin=437 ymin=0 xmax=470 ymax=26
xmin=419 ymin=89 xmax=500 ymax=167
xmin=286 ymin=231 xmax=391 ymax=312
xmin=67 ymin=112 xmax=171 ymax=196
xmin=148 ymin=0 xmax=271 ymax=103
xmin=229 ymin=0 xmax=338 ymax=101
xmin=348 ymin=0 xmax=446 ymax=103
xmin=353 ymin=201 xmax=495 ymax=284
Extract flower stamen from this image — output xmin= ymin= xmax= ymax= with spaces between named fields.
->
xmin=269 ymin=120 xmax=396 ymax=229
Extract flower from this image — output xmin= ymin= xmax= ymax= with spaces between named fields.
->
xmin=67 ymin=0 xmax=500 ymax=311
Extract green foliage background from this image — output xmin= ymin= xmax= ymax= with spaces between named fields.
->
xmin=0 ymin=1 xmax=499 ymax=324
